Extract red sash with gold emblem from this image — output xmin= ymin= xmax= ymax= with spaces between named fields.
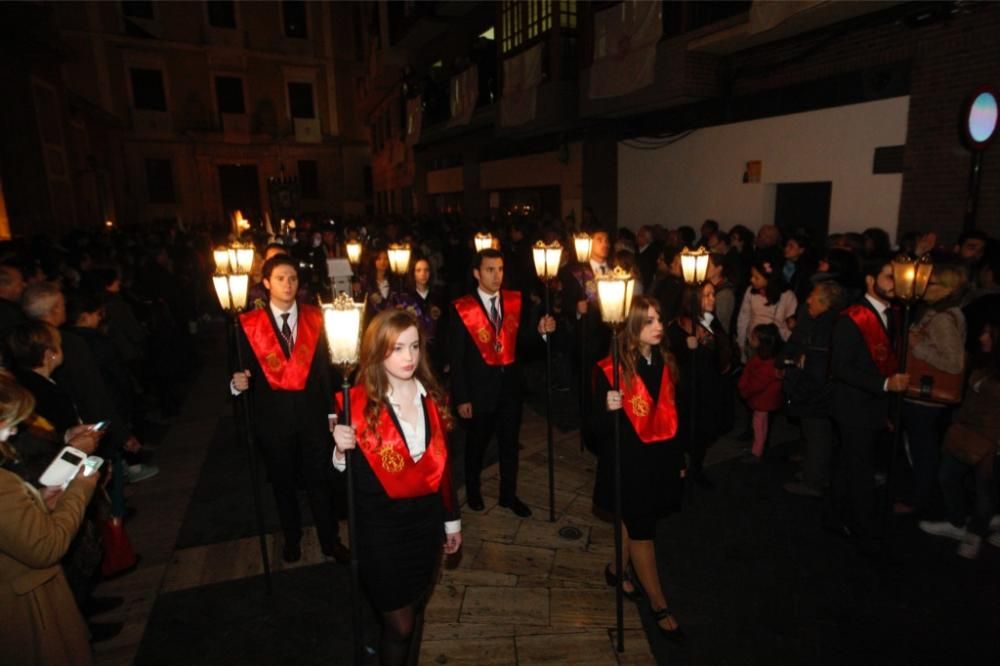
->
xmin=843 ymin=304 xmax=897 ymax=378
xmin=453 ymin=291 xmax=521 ymax=366
xmin=339 ymin=385 xmax=451 ymax=503
xmin=598 ymin=357 xmax=678 ymax=444
xmin=239 ymin=305 xmax=322 ymax=391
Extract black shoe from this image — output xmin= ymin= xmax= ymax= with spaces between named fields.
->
xmin=283 ymin=539 xmax=302 ymax=563
xmin=89 ymin=621 xmax=124 ymax=644
xmin=322 ymin=542 xmax=351 ymax=565
xmin=83 ymin=595 xmax=124 ymax=617
xmin=466 ymin=492 xmax=485 ymax=512
xmin=651 ymin=608 xmax=685 ymax=644
xmin=498 ymin=497 xmax=532 ymax=518
xmin=604 ymin=564 xmax=642 ymax=603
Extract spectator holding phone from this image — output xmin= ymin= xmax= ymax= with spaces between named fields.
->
xmin=0 ymin=370 xmax=98 ymax=664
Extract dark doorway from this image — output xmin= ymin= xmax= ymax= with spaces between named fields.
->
xmin=217 ymin=164 xmax=260 ymax=228
xmin=774 ymin=181 xmax=831 ymax=246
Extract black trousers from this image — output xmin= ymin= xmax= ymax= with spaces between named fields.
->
xmin=465 ymin=391 xmax=523 ymax=501
xmin=831 ymin=423 xmax=881 ymax=538
xmin=258 ymin=430 xmax=341 ymax=551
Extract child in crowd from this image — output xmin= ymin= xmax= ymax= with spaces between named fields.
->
xmin=738 ymin=324 xmax=785 ymax=463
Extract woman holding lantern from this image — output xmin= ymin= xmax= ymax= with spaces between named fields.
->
xmin=332 ymin=309 xmax=461 ymax=666
xmin=591 ymin=295 xmax=686 ymax=641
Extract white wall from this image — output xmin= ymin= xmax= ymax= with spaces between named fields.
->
xmin=618 ymin=96 xmax=910 ymax=238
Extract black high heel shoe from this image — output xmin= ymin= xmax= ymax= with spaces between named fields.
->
xmin=651 ymin=607 xmax=685 ymax=644
xmin=603 ymin=564 xmax=642 ymax=602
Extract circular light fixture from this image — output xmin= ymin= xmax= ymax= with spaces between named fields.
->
xmin=962 ymin=87 xmax=998 ymax=150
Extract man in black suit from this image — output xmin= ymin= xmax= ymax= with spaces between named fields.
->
xmin=828 ymin=256 xmax=910 ymax=542
xmin=450 ymin=248 xmax=555 ymax=517
xmin=635 ymin=226 xmax=662 ymax=292
xmin=231 ymin=254 xmax=346 ymax=563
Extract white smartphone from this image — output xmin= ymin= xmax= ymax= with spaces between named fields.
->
xmin=91 ymin=420 xmax=111 ymax=433
xmin=39 ymin=446 xmax=88 ymax=487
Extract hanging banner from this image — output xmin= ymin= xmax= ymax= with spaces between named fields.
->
xmin=588 ymin=0 xmax=662 ymax=100
xmin=405 ymin=96 xmax=423 ymax=147
xmin=448 ymin=66 xmax=479 ymax=127
xmin=501 ymin=43 xmax=544 ymax=127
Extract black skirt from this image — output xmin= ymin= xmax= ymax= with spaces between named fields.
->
xmin=352 ymin=452 xmax=445 ymax=612
xmin=591 ymin=357 xmax=685 ymax=540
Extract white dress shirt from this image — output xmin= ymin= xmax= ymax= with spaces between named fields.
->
xmin=589 ymin=258 xmax=609 ymax=275
xmin=477 ymin=287 xmax=501 ymax=318
xmin=230 ymin=301 xmax=298 ymax=395
xmin=333 ymin=379 xmax=460 ymax=534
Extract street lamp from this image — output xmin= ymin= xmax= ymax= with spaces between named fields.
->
xmin=474 ymin=232 xmax=495 ymax=253
xmin=212 ymin=242 xmax=272 ymax=595
xmin=532 ymin=240 xmax=563 ymax=523
xmin=387 ymin=242 xmax=412 ymax=295
xmin=322 ymin=292 xmax=366 ymax=666
xmin=680 ymin=246 xmax=709 ymax=489
xmin=573 ymin=233 xmax=593 ymax=452
xmin=595 ymin=266 xmax=635 ymax=654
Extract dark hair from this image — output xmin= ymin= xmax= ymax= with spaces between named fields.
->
xmin=702 ymin=219 xmax=719 ymax=234
xmin=958 ymin=230 xmax=989 ymax=245
xmin=264 ymin=242 xmax=288 ymax=256
xmin=261 ymin=254 xmax=298 ymax=280
xmin=751 ymin=257 xmax=787 ymax=306
xmin=473 ymin=248 xmax=503 ymax=270
xmin=678 ymin=226 xmax=696 ymax=247
xmin=65 ymin=288 xmax=104 ymax=325
xmin=860 ymin=254 xmax=891 ymax=281
xmin=410 ymin=254 xmax=434 ymax=285
xmin=730 ymin=225 xmax=754 ymax=255
xmin=752 ymin=323 xmax=782 ymax=360
xmin=713 ymin=230 xmax=730 ymax=246
xmin=6 ymin=320 xmax=60 ymax=369
xmin=862 ymin=228 xmax=891 ymax=257
xmin=819 ymin=247 xmax=863 ymax=292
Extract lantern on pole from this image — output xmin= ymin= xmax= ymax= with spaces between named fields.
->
xmin=345 ymin=239 xmax=363 ymax=267
xmin=212 ymin=242 xmax=272 ymax=594
xmin=532 ymin=241 xmax=563 ymax=523
xmin=573 ymin=232 xmax=593 ymax=264
xmin=474 ymin=232 xmax=495 ymax=253
xmin=680 ymin=246 xmax=710 ymax=286
xmin=892 ymin=254 xmax=934 ymax=305
xmin=322 ymin=292 xmax=366 ymax=666
xmin=595 ymin=266 xmax=635 ymax=654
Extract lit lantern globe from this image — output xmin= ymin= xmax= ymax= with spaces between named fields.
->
xmin=680 ymin=246 xmax=710 ymax=285
xmin=892 ymin=254 xmax=934 ymax=303
xmin=387 ymin=243 xmax=412 ymax=276
xmin=595 ymin=267 xmax=636 ymax=325
xmin=573 ymin=233 xmax=592 ymax=264
xmin=532 ymin=241 xmax=563 ymax=281
xmin=474 ymin=233 xmax=495 ymax=253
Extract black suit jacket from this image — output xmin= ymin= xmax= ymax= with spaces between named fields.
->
xmin=831 ymin=298 xmax=891 ymax=431
xmin=448 ymin=290 xmax=541 ymax=412
xmin=236 ymin=305 xmax=335 ymax=479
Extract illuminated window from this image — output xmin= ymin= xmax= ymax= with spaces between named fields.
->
xmin=559 ymin=0 xmax=577 ymax=29
xmin=501 ymin=0 xmax=554 ymax=53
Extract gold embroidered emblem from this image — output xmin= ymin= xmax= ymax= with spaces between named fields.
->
xmin=265 ymin=352 xmax=282 ymax=370
xmin=370 ymin=292 xmax=383 ymax=305
xmin=378 ymin=447 xmax=406 ymax=473
xmin=477 ymin=328 xmax=492 ymax=344
xmin=629 ymin=394 xmax=650 ymax=417
xmin=430 ymin=306 xmax=441 ymax=320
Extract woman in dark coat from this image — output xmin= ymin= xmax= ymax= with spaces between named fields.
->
xmin=592 ymin=295 xmax=684 ymax=640
xmin=403 ymin=256 xmax=449 ymax=376
xmin=332 ymin=309 xmax=461 ymax=665
xmin=666 ymin=283 xmax=733 ymax=486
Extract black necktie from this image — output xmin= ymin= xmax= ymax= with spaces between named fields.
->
xmin=280 ymin=313 xmax=293 ymax=351
xmin=489 ymin=296 xmax=501 ymax=332
xmin=885 ymin=306 xmax=897 ymax=344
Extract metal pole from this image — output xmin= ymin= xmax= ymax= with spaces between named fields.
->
xmin=612 ymin=329 xmax=625 ymax=653
xmin=232 ymin=317 xmax=273 ymax=595
xmin=341 ymin=379 xmax=364 ymax=666
xmin=579 ymin=314 xmax=587 ymax=452
xmin=883 ymin=304 xmax=912 ymax=537
xmin=690 ymin=293 xmax=699 ymax=483
xmin=545 ymin=281 xmax=556 ymax=522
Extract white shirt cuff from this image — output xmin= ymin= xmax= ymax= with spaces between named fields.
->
xmin=444 ymin=519 xmax=461 ymax=534
xmin=883 ymin=378 xmax=889 ymax=392
xmin=332 ymin=449 xmax=346 ymax=471
xmin=230 ymin=379 xmax=243 ymax=396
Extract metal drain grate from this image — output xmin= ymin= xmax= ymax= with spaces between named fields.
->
xmin=558 ymin=526 xmax=583 ymax=541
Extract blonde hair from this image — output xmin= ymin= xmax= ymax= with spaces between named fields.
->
xmin=0 ymin=370 xmax=35 ymax=463
xmin=931 ymin=263 xmax=968 ymax=294
xmin=357 ymin=309 xmax=452 ymax=446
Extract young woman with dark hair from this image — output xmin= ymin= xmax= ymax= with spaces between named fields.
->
xmin=591 ymin=295 xmax=685 ymax=641
xmin=735 ymin=258 xmax=797 ymax=361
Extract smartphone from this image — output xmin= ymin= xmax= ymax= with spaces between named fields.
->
xmin=91 ymin=421 xmax=111 ymax=433
xmin=39 ymin=446 xmax=88 ymax=487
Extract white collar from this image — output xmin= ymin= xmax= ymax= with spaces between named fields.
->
xmin=269 ymin=300 xmax=298 ymax=321
xmin=386 ymin=378 xmax=427 ymax=407
xmin=416 ymin=286 xmax=430 ymax=299
xmin=477 ymin=287 xmax=500 ymax=305
xmin=590 ymin=258 xmax=609 ymax=272
xmin=864 ymin=293 xmax=889 ymax=315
